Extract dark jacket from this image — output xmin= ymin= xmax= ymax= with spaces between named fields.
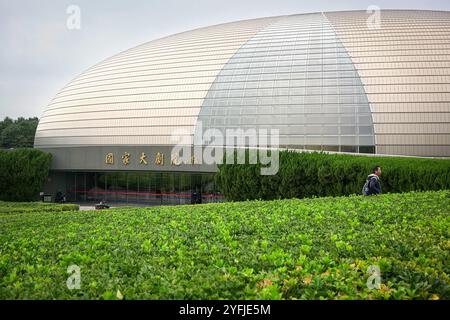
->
xmin=367 ymin=174 xmax=381 ymax=195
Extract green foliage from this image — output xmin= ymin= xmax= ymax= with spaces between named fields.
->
xmin=0 ymin=117 xmax=39 ymax=149
xmin=0 ymin=201 xmax=79 ymax=214
xmin=0 ymin=149 xmax=52 ymax=201
xmin=216 ymin=150 xmax=450 ymax=201
xmin=0 ymin=190 xmax=448 ymax=300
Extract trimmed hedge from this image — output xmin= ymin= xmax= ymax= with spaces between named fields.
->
xmin=0 ymin=201 xmax=79 ymax=214
xmin=216 ymin=150 xmax=450 ymax=201
xmin=0 ymin=149 xmax=52 ymax=202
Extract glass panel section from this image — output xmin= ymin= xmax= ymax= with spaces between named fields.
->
xmin=196 ymin=13 xmax=375 ymax=154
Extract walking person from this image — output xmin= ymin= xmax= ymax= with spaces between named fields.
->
xmin=362 ymin=165 xmax=382 ymax=196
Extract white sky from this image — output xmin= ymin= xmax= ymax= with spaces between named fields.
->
xmin=1 ymin=0 xmax=450 ymax=119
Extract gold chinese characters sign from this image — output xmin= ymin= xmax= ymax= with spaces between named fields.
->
xmin=105 ymin=152 xmax=197 ymax=166
xmin=105 ymin=153 xmax=114 ymax=164
xmin=155 ymin=152 xmax=164 ymax=166
xmin=139 ymin=152 xmax=148 ymax=165
xmin=122 ymin=152 xmax=131 ymax=165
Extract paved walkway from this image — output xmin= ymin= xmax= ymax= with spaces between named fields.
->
xmin=77 ymin=202 xmax=162 ymax=211
xmin=79 ymin=206 xmax=96 ymax=211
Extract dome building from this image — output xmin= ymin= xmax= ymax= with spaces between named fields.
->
xmin=34 ymin=10 xmax=450 ymax=204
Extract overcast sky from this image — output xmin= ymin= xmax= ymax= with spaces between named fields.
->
xmin=1 ymin=0 xmax=450 ymax=119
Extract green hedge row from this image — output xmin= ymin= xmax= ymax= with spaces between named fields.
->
xmin=216 ymin=150 xmax=450 ymax=201
xmin=0 ymin=201 xmax=79 ymax=214
xmin=0 ymin=149 xmax=52 ymax=202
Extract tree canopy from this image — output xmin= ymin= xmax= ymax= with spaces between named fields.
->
xmin=0 ymin=117 xmax=39 ymax=149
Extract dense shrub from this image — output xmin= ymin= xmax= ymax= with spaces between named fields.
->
xmin=216 ymin=150 xmax=450 ymax=201
xmin=0 ymin=149 xmax=52 ymax=201
xmin=0 ymin=201 xmax=79 ymax=214
xmin=0 ymin=117 xmax=39 ymax=149
xmin=0 ymin=190 xmax=448 ymax=299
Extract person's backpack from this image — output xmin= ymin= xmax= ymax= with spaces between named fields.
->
xmin=362 ymin=178 xmax=371 ymax=196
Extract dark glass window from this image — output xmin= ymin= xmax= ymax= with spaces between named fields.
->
xmin=359 ymin=146 xmax=376 ymax=154
xmin=60 ymin=171 xmax=222 ymax=206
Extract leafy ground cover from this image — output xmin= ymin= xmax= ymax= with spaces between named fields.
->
xmin=0 ymin=191 xmax=448 ymax=299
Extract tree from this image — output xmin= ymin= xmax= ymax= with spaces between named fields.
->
xmin=0 ymin=148 xmax=52 ymax=201
xmin=0 ymin=117 xmax=39 ymax=149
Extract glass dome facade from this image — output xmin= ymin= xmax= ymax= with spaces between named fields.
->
xmin=197 ymin=13 xmax=374 ymax=153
